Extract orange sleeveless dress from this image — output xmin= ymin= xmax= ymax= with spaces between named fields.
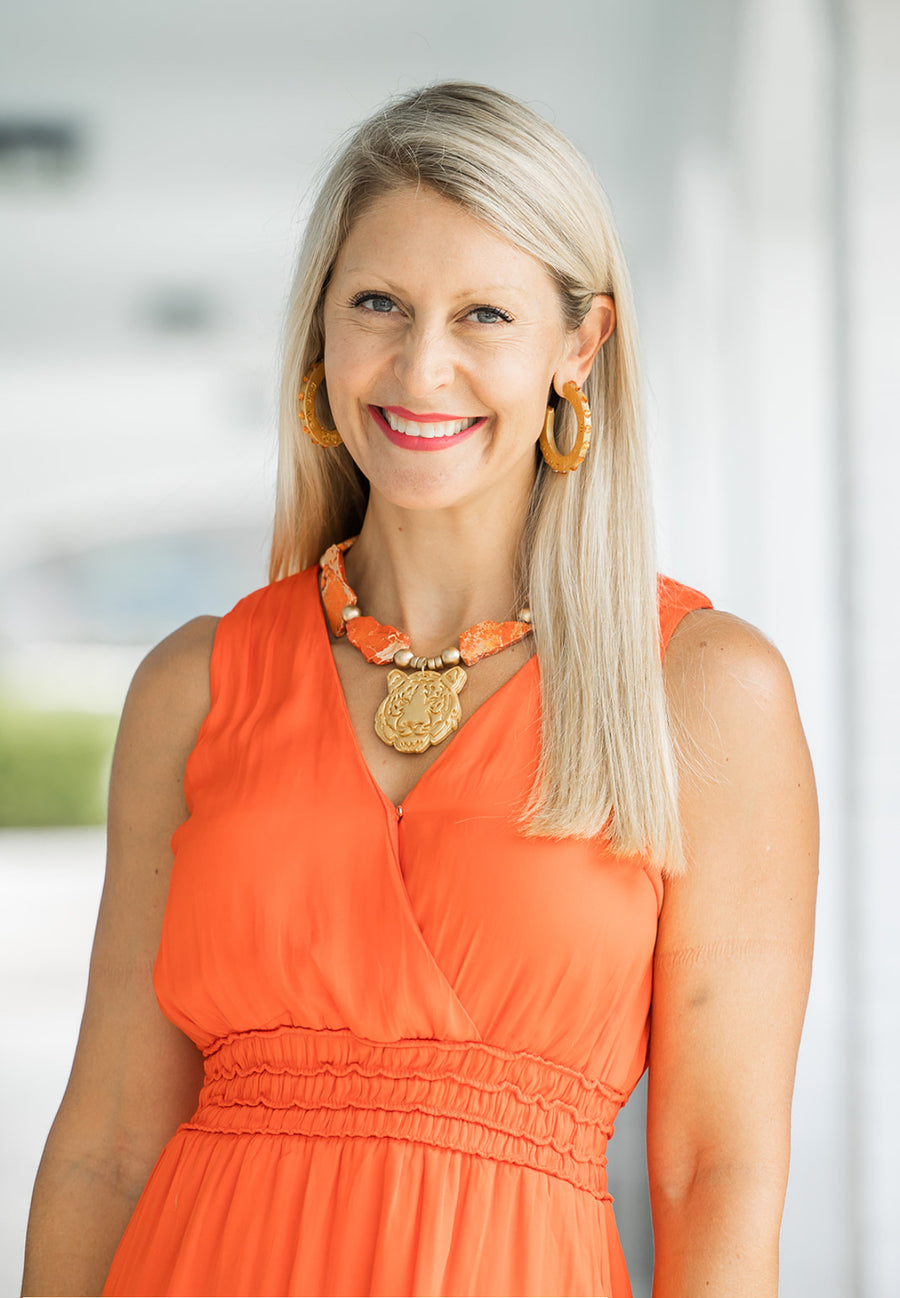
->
xmin=103 ymin=565 xmax=711 ymax=1298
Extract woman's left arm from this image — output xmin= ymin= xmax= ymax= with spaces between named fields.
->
xmin=647 ymin=610 xmax=818 ymax=1298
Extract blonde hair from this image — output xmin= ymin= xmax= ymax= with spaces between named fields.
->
xmin=270 ymin=82 xmax=681 ymax=871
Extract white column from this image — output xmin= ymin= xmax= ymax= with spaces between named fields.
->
xmin=648 ymin=0 xmax=853 ymax=1291
xmin=845 ymin=2 xmax=900 ymax=1292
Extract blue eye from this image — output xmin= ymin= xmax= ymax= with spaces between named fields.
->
xmin=468 ymin=306 xmax=513 ymax=325
xmin=352 ymin=293 xmax=396 ymax=313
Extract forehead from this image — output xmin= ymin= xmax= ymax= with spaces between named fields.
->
xmin=332 ymin=185 xmax=560 ymax=301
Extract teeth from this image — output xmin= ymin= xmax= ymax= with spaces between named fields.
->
xmin=382 ymin=409 xmax=478 ymax=438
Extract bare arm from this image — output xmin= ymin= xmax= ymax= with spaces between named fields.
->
xmin=22 ymin=616 xmax=218 ymax=1297
xmin=648 ymin=611 xmax=818 ymax=1297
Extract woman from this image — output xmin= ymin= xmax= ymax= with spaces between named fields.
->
xmin=23 ymin=82 xmax=817 ymax=1297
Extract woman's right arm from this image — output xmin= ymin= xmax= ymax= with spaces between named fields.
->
xmin=21 ymin=615 xmax=219 ymax=1298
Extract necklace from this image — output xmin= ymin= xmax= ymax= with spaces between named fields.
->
xmin=319 ymin=537 xmax=533 ymax=754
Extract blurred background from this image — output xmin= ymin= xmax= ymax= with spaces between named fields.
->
xmin=1 ymin=0 xmax=897 ymax=1294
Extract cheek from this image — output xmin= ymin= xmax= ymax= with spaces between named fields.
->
xmin=480 ymin=329 xmax=563 ymax=399
xmin=322 ymin=334 xmax=377 ymax=418
xmin=324 ymin=328 xmax=362 ymax=378
xmin=484 ymin=354 xmax=554 ymax=422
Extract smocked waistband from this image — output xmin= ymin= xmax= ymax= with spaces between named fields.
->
xmin=184 ymin=1026 xmax=624 ymax=1202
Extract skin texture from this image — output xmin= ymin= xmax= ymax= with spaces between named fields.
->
xmin=21 ymin=620 xmax=215 ymax=1296
xmin=22 ymin=187 xmax=817 ymax=1297
xmin=649 ymin=611 xmax=817 ymax=1295
xmin=322 ymin=186 xmax=614 ymax=523
xmin=320 ymin=187 xmax=614 ymax=807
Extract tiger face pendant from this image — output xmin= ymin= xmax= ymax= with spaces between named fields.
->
xmin=374 ymin=665 xmax=468 ymax=753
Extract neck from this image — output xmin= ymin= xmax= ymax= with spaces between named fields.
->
xmin=343 ymin=491 xmax=531 ymax=651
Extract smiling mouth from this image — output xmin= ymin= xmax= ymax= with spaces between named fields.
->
xmin=378 ymin=408 xmax=481 ymax=439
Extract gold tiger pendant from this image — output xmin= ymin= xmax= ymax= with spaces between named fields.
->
xmin=374 ymin=666 xmax=468 ymax=753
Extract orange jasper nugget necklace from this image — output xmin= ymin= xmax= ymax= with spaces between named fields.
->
xmin=319 ymin=537 xmax=533 ymax=754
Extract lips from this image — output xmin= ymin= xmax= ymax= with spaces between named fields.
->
xmin=369 ymin=405 xmax=485 ymax=450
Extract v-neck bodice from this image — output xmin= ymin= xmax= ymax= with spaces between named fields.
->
xmin=105 ymin=563 xmax=712 ymax=1298
xmin=156 ymin=563 xmax=669 ymax=1057
xmin=315 ymin=568 xmax=540 ymax=816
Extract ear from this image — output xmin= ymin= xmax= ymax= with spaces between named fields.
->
xmin=386 ymin=669 xmax=407 ymax=691
xmin=443 ymin=665 xmax=467 ymax=694
xmin=554 ymin=293 xmax=616 ymax=395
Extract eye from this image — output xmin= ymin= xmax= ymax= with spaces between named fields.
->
xmin=350 ymin=292 xmax=397 ymax=314
xmin=466 ymin=305 xmax=514 ymax=325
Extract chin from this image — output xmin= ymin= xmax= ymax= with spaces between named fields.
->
xmin=375 ymin=483 xmax=474 ymax=515
xmin=362 ymin=461 xmax=485 ymax=516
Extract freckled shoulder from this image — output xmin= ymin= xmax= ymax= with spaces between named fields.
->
xmin=656 ymin=603 xmax=817 ymax=944
xmin=662 ymin=607 xmax=799 ymax=760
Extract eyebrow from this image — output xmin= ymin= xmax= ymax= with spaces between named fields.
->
xmin=337 ymin=272 xmax=529 ymax=301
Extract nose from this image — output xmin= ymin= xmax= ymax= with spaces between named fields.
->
xmin=393 ymin=323 xmax=455 ymax=397
xmin=403 ymin=682 xmax=430 ymax=731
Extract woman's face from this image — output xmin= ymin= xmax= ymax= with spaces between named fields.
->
xmin=321 ymin=185 xmax=583 ymax=516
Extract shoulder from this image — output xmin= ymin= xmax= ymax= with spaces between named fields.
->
xmin=130 ymin=615 xmax=219 ymax=714
xmin=128 ymin=568 xmax=315 ymax=703
xmin=117 ymin=569 xmax=318 ymax=778
xmin=660 ymin=607 xmax=817 ymax=910
xmin=664 ymin=605 xmax=791 ymax=686
xmin=139 ymin=614 xmax=219 ymax=671
xmin=662 ymin=608 xmax=801 ymax=756
xmin=115 ymin=617 xmax=219 ymax=785
xmin=232 ymin=567 xmax=316 ymax=616
xmin=653 ymin=608 xmax=817 ymax=1019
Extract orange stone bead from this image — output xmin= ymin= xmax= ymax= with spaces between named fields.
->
xmin=459 ymin=620 xmax=533 ymax=666
xmin=346 ymin=616 xmax=410 ymax=665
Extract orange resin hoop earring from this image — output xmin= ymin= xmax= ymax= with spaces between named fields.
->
xmin=298 ymin=360 xmax=343 ymax=448
xmin=539 ymin=381 xmax=592 ymax=473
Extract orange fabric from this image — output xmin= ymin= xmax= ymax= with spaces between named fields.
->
xmin=103 ymin=567 xmax=712 ymax=1298
xmin=657 ymin=574 xmax=712 ymax=654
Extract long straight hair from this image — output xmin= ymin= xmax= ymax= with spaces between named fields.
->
xmin=270 ymin=82 xmax=682 ymax=871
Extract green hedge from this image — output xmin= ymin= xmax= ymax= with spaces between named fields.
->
xmin=0 ymin=707 xmax=118 ymax=827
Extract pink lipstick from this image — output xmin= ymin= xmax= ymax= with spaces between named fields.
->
xmin=369 ymin=405 xmax=486 ymax=452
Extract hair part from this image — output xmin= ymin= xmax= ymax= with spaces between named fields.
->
xmin=270 ymin=81 xmax=683 ymax=873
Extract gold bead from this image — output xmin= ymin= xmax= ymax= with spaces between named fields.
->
xmin=428 ymin=657 xmax=440 ymax=671
xmin=393 ymin=648 xmax=413 ymax=668
xmin=342 ymin=604 xmax=361 ymax=621
xmin=518 ymin=607 xmax=532 ymax=624
xmin=441 ymin=646 xmax=461 ymax=665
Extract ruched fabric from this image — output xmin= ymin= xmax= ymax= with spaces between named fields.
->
xmin=103 ymin=565 xmax=711 ymax=1298
xmin=190 ymin=1027 xmax=622 ymax=1201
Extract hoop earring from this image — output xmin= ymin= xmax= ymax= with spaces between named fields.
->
xmin=298 ymin=360 xmax=342 ymax=448
xmin=539 ymin=381 xmax=592 ymax=473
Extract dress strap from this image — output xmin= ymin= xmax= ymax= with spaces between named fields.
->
xmin=657 ymin=574 xmax=713 ymax=657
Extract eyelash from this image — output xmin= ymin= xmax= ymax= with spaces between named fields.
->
xmin=349 ymin=292 xmax=513 ymax=325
